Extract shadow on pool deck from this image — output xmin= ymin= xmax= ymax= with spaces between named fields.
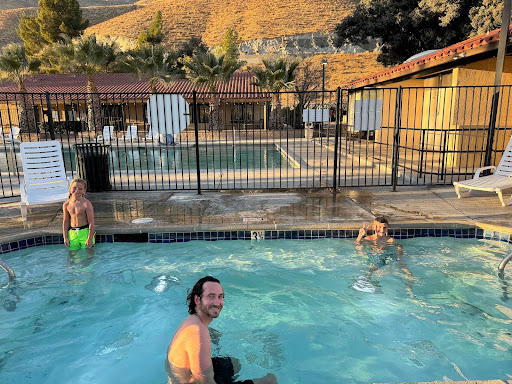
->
xmin=1 ymin=185 xmax=512 ymax=243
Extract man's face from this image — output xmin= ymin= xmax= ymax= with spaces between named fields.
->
xmin=195 ymin=282 xmax=224 ymax=319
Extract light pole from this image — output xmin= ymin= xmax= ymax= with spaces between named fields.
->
xmin=321 ymin=59 xmax=328 ymax=109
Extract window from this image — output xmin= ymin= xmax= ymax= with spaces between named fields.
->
xmin=231 ymin=103 xmax=254 ymax=123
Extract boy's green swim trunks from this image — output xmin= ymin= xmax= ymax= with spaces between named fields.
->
xmin=68 ymin=226 xmax=95 ymax=251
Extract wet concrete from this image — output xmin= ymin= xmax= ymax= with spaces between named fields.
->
xmin=1 ymin=185 xmax=512 ymax=243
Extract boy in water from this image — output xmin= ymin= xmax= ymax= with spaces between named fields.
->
xmin=354 ymin=216 xmax=395 ymax=246
xmin=63 ymin=178 xmax=95 ymax=251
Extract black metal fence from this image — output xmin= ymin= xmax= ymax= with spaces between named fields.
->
xmin=0 ymin=85 xmax=511 ymax=199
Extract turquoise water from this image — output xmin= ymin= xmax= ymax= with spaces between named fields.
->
xmin=0 ymin=144 xmax=293 ymax=173
xmin=1 ymin=237 xmax=511 ymax=384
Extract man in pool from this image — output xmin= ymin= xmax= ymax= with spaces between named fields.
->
xmin=166 ymin=276 xmax=278 ymax=384
xmin=63 ymin=178 xmax=95 ymax=251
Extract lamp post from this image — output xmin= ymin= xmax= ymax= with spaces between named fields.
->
xmin=321 ymin=59 xmax=328 ymax=109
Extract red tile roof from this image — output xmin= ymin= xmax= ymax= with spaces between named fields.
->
xmin=343 ymin=25 xmax=512 ymax=89
xmin=0 ymin=72 xmax=270 ymax=99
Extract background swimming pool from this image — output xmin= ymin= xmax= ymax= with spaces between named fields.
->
xmin=0 ymin=144 xmax=293 ymax=173
xmin=1 ymin=237 xmax=511 ymax=384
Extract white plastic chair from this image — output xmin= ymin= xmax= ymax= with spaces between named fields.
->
xmin=145 ymin=125 xmax=159 ymax=141
xmin=19 ymin=140 xmax=71 ymax=221
xmin=453 ymin=135 xmax=512 ymax=206
xmin=97 ymin=126 xmax=114 ymax=143
xmin=0 ymin=126 xmax=20 ymax=144
xmin=121 ymin=125 xmax=138 ymax=141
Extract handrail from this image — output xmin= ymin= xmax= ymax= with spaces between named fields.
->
xmin=498 ymin=252 xmax=512 ymax=279
xmin=0 ymin=258 xmax=15 ymax=279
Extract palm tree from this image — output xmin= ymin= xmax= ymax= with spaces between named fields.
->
xmin=117 ymin=44 xmax=179 ymax=94
xmin=0 ymin=44 xmax=40 ymax=133
xmin=42 ymin=35 xmax=117 ymax=132
xmin=181 ymin=52 xmax=244 ymax=131
xmin=251 ymin=56 xmax=300 ymax=130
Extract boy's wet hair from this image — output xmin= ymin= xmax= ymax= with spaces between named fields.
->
xmin=374 ymin=216 xmax=389 ymax=225
xmin=187 ymin=276 xmax=221 ymax=314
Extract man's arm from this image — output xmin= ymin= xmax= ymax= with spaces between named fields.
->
xmin=186 ymin=325 xmax=216 ymax=384
xmin=62 ymin=201 xmax=70 ymax=247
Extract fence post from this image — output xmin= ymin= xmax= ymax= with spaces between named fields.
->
xmin=45 ymin=92 xmax=55 ymax=140
xmin=332 ymin=87 xmax=342 ymax=191
xmin=192 ymin=91 xmax=202 ymax=195
xmin=391 ymin=86 xmax=402 ymax=191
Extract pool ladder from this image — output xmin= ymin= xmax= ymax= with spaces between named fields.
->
xmin=0 ymin=258 xmax=15 ymax=279
xmin=498 ymin=252 xmax=512 ymax=279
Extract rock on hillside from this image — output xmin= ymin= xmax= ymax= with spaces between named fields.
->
xmin=85 ymin=0 xmax=357 ymax=48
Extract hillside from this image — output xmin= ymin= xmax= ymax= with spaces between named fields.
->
xmin=0 ymin=0 xmax=139 ymax=11
xmin=0 ymin=4 xmax=140 ymax=49
xmin=86 ymin=0 xmax=357 ymax=48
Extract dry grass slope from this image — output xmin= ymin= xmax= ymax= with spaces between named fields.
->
xmin=86 ymin=0 xmax=357 ymax=48
xmin=0 ymin=4 xmax=140 ymax=49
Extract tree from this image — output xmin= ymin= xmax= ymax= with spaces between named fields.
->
xmin=0 ymin=44 xmax=40 ymax=133
xmin=177 ymin=36 xmax=208 ymax=58
xmin=181 ymin=52 xmax=244 ymax=130
xmin=17 ymin=0 xmax=89 ymax=55
xmin=469 ymin=0 xmax=511 ymax=35
xmin=251 ymin=56 xmax=300 ymax=130
xmin=119 ymin=44 xmax=180 ymax=93
xmin=220 ymin=29 xmax=242 ymax=63
xmin=17 ymin=13 xmax=45 ymax=57
xmin=44 ymin=35 xmax=117 ymax=132
xmin=136 ymin=11 xmax=166 ymax=48
xmin=335 ymin=0 xmax=478 ymax=66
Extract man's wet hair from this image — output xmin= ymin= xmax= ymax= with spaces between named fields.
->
xmin=187 ymin=276 xmax=221 ymax=314
xmin=374 ymin=216 xmax=389 ymax=225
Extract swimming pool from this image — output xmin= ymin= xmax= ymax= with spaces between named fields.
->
xmin=0 ymin=144 xmax=295 ymax=174
xmin=1 ymin=237 xmax=511 ymax=383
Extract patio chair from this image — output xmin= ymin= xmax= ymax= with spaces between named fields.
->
xmin=145 ymin=125 xmax=159 ymax=141
xmin=97 ymin=126 xmax=114 ymax=143
xmin=121 ymin=125 xmax=138 ymax=141
xmin=0 ymin=126 xmax=20 ymax=144
xmin=19 ymin=140 xmax=71 ymax=221
xmin=453 ymin=135 xmax=512 ymax=207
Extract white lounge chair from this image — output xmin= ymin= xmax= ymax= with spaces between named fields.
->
xmin=0 ymin=126 xmax=20 ymax=144
xmin=121 ymin=125 xmax=138 ymax=141
xmin=97 ymin=126 xmax=114 ymax=143
xmin=145 ymin=125 xmax=159 ymax=141
xmin=453 ymin=135 xmax=512 ymax=207
xmin=19 ymin=140 xmax=71 ymax=221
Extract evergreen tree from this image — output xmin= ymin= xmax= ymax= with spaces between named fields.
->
xmin=17 ymin=14 xmax=45 ymax=57
xmin=136 ymin=11 xmax=166 ymax=48
xmin=17 ymin=0 xmax=88 ymax=55
xmin=335 ymin=0 xmax=478 ymax=66
xmin=220 ymin=29 xmax=241 ymax=63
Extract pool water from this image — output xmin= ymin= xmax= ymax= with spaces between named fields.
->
xmin=1 ymin=237 xmax=511 ymax=384
xmin=0 ymin=144 xmax=293 ymax=174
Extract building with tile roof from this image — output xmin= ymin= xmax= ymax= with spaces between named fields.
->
xmin=342 ymin=25 xmax=512 ymax=172
xmin=0 ymin=72 xmax=272 ymax=136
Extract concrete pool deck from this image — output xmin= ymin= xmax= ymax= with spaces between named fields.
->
xmin=1 ymin=185 xmax=512 ymax=384
xmin=1 ymin=185 xmax=512 ymax=243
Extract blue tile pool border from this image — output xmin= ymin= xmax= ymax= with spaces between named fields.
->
xmin=2 ymin=227 xmax=512 ymax=255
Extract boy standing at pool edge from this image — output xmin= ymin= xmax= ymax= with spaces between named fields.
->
xmin=63 ymin=178 xmax=95 ymax=251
